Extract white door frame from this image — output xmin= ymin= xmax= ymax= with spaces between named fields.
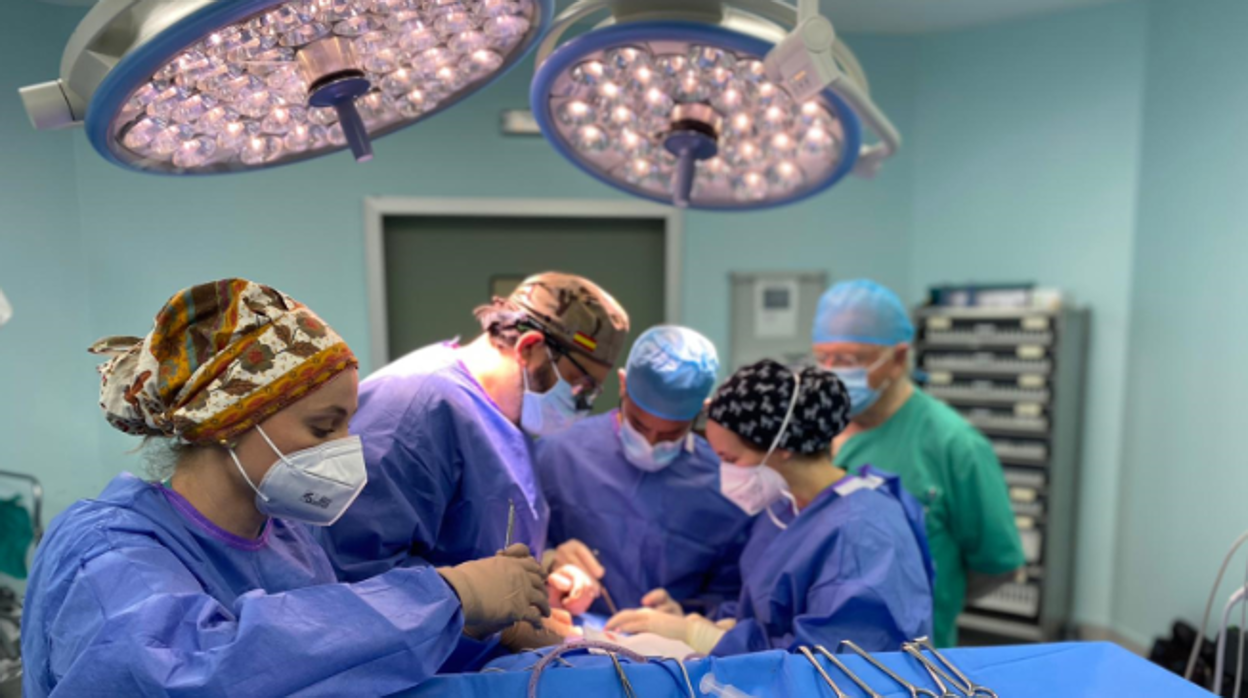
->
xmin=363 ymin=197 xmax=684 ymax=372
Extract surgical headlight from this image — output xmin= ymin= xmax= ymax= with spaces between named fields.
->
xmin=530 ymin=0 xmax=899 ymax=209
xmin=20 ymin=0 xmax=550 ymax=174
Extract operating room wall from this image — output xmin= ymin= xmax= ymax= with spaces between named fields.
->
xmin=0 ymin=4 xmax=101 ymax=530
xmin=907 ymin=1 xmax=1149 ymax=632
xmin=68 ymin=34 xmax=919 ymax=490
xmin=1111 ymin=0 xmax=1248 ymax=648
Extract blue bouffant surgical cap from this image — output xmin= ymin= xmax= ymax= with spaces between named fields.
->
xmin=812 ymin=279 xmax=915 ymax=346
xmin=625 ymin=326 xmax=720 ymax=421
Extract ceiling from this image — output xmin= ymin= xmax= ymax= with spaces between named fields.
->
xmin=37 ymin=0 xmax=1126 ymax=34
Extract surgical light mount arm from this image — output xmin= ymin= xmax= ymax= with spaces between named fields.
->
xmin=19 ymin=0 xmax=214 ymax=130
xmin=752 ymin=0 xmax=901 ymax=177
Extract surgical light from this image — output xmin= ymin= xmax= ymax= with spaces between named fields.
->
xmin=20 ymin=0 xmax=550 ymax=174
xmin=530 ymin=0 xmax=900 ymax=209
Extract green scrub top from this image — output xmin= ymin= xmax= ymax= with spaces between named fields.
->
xmin=834 ymin=388 xmax=1024 ymax=647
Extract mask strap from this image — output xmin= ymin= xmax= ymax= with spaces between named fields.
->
xmin=255 ymin=425 xmax=292 ymax=465
xmin=765 ymin=503 xmax=788 ymax=530
xmin=524 ymin=345 xmax=565 ymax=395
xmin=765 ymin=490 xmax=800 ymax=531
xmin=762 ymin=370 xmax=804 ymax=465
xmin=228 ymin=443 xmax=271 ymax=503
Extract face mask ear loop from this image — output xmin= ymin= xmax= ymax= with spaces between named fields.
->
xmin=762 ymin=370 xmax=805 ymax=467
xmin=228 ymin=443 xmax=271 ymax=503
xmin=867 ymin=348 xmax=897 ymax=394
xmin=765 ymin=502 xmax=789 ymax=531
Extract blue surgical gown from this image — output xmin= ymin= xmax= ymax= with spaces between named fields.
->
xmin=319 ymin=342 xmax=549 ymax=580
xmin=712 ymin=466 xmax=935 ymax=656
xmin=22 ymin=474 xmax=465 ymax=698
xmin=534 ymin=411 xmax=753 ymax=615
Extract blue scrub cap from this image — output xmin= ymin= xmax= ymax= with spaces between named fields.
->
xmin=625 ymin=326 xmax=720 ymax=421
xmin=812 ymin=279 xmax=915 ymax=346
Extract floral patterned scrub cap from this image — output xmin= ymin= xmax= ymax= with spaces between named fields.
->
xmin=89 ymin=279 xmax=357 ymax=446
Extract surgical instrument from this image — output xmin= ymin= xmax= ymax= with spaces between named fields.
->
xmin=797 ymin=647 xmax=849 ymax=698
xmin=901 ymin=645 xmax=962 ymax=698
xmin=505 ymin=499 xmax=516 ymax=548
xmin=600 ymin=585 xmax=620 ymax=616
xmin=840 ymin=640 xmax=939 ymax=698
xmin=814 ymin=645 xmax=883 ymax=698
xmin=591 ymin=548 xmax=621 ymax=615
xmin=911 ymin=636 xmax=998 ymax=698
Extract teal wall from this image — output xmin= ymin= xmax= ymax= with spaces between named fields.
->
xmin=908 ymin=1 xmax=1149 ymax=630
xmin=8 ymin=0 xmax=1248 ymax=648
xmin=0 ymin=5 xmax=101 ymax=523
xmin=1113 ymin=0 xmax=1248 ymax=647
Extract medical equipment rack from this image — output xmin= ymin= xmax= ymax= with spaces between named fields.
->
xmin=913 ymin=303 xmax=1089 ymax=643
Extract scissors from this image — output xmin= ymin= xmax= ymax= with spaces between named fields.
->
xmin=910 ymin=637 xmax=999 ymax=698
xmin=798 ymin=647 xmax=851 ymax=698
xmin=840 ymin=640 xmax=939 ymax=698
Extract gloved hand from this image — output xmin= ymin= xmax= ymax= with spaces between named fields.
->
xmin=605 ymin=610 xmax=727 ymax=654
xmin=438 ymin=544 xmax=550 ymax=635
xmin=641 ymin=588 xmax=683 ymax=616
xmin=605 ymin=607 xmax=691 ymax=640
xmin=544 ymin=539 xmax=605 ymax=579
xmin=500 ymin=609 xmax=580 ymax=653
xmin=548 ymin=563 xmax=600 ymax=616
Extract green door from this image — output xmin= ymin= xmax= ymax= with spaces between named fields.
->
xmin=383 ymin=213 xmax=667 ymax=413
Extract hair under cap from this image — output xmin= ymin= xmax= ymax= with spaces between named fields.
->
xmin=708 ymin=359 xmax=851 ymax=455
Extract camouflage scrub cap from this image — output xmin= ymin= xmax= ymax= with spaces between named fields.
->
xmin=506 ymin=272 xmax=630 ymax=366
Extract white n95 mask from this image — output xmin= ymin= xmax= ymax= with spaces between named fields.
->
xmin=719 ymin=461 xmax=790 ymax=516
xmin=619 ymin=417 xmax=686 ymax=473
xmin=719 ymin=370 xmax=803 ymax=516
xmin=229 ymin=425 xmax=368 ymax=526
xmin=520 ymin=348 xmax=589 ymax=437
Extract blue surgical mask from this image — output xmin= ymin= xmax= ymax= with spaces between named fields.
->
xmin=833 ymin=351 xmax=894 ymax=419
xmin=619 ymin=416 xmax=687 ymax=473
xmin=520 ymin=348 xmax=589 ymax=437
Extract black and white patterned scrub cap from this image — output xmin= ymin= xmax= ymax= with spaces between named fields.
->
xmin=708 ymin=359 xmax=852 ymax=456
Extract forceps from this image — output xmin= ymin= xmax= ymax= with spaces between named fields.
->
xmin=900 ymin=645 xmax=962 ymax=698
xmin=909 ymin=637 xmax=998 ymax=698
xmin=814 ymin=645 xmax=884 ymax=698
xmin=798 ymin=647 xmax=850 ymax=698
xmin=840 ymin=640 xmax=939 ymax=698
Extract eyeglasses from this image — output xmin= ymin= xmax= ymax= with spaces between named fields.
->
xmin=815 ymin=348 xmax=894 ymax=371
xmin=547 ymin=341 xmax=602 ymax=411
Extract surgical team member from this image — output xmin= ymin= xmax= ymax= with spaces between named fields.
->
xmin=22 ymin=280 xmax=549 ymax=697
xmin=608 ymin=360 xmax=933 ymax=655
xmin=534 ymin=326 xmax=753 ymax=617
xmin=813 ymin=279 xmax=1024 ymax=647
xmin=319 ymin=272 xmax=630 ymax=581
